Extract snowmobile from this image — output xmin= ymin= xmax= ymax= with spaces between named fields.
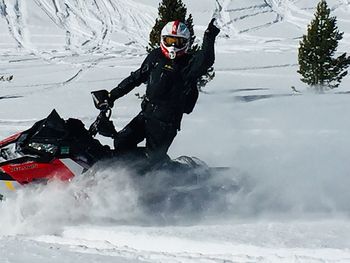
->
xmin=0 ymin=91 xmax=232 ymax=201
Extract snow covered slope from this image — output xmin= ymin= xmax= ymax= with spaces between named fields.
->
xmin=1 ymin=0 xmax=349 ymax=53
xmin=0 ymin=0 xmax=156 ymax=52
xmin=1 ymin=0 xmax=350 ymax=262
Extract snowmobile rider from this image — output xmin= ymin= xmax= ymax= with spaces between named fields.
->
xmin=95 ymin=19 xmax=220 ymax=164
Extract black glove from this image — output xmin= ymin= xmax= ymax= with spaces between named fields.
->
xmin=206 ymin=18 xmax=220 ymax=37
xmin=96 ymin=115 xmax=117 ymax=138
xmin=91 ymin=90 xmax=114 ymax=110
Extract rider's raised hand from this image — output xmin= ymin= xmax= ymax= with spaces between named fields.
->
xmin=206 ymin=18 xmax=220 ymax=37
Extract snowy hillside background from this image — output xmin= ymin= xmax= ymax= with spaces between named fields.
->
xmin=1 ymin=0 xmax=350 ymax=262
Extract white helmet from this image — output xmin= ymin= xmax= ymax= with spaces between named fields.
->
xmin=160 ymin=20 xmax=191 ymax=59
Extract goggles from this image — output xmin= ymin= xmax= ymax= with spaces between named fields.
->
xmin=162 ymin=36 xmax=188 ymax=48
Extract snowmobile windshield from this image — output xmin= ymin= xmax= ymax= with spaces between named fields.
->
xmin=24 ymin=110 xmax=67 ymax=144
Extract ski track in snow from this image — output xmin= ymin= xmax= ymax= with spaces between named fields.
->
xmin=1 ymin=0 xmax=156 ymax=52
xmin=0 ymin=0 xmax=350 ymax=262
xmin=217 ymin=0 xmax=350 ymax=45
xmin=0 ymin=0 xmax=155 ymax=94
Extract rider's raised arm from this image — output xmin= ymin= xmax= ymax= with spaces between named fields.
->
xmin=109 ymin=50 xmax=156 ymax=102
xmin=185 ymin=19 xmax=220 ymax=80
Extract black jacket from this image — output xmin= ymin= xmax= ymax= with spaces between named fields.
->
xmin=110 ymin=31 xmax=217 ymax=129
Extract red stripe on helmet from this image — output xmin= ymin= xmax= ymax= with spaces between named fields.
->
xmin=172 ymin=20 xmax=180 ymax=35
xmin=160 ymin=42 xmax=170 ymax=59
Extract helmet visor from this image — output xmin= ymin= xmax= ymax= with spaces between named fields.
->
xmin=162 ymin=36 xmax=188 ymax=49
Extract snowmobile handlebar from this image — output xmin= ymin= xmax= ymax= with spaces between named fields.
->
xmin=89 ymin=90 xmax=111 ymax=136
xmin=89 ymin=91 xmax=117 ymax=138
xmin=88 ymin=108 xmax=112 ymax=137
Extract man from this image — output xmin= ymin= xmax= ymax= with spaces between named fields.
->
xmin=97 ymin=19 xmax=220 ymax=164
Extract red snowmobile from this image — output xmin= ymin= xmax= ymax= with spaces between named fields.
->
xmin=0 ymin=91 xmax=226 ymax=201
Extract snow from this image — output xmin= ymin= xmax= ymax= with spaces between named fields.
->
xmin=1 ymin=0 xmax=350 ymax=262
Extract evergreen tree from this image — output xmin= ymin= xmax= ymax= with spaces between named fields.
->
xmin=148 ymin=0 xmax=215 ymax=89
xmin=298 ymin=0 xmax=350 ymax=92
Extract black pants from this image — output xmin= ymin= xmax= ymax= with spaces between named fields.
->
xmin=114 ymin=112 xmax=177 ymax=162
